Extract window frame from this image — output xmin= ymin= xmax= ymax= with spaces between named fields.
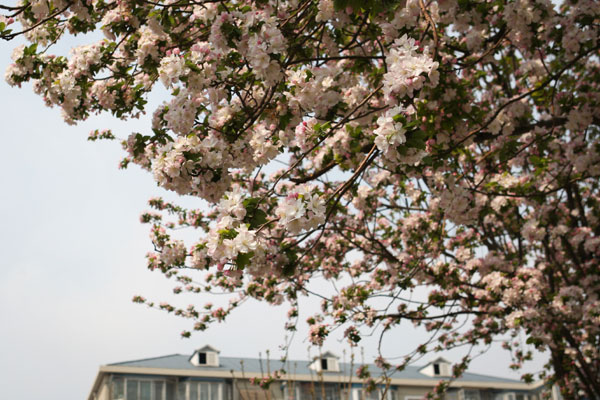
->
xmin=180 ymin=380 xmax=223 ymax=400
xmin=111 ymin=376 xmax=171 ymax=400
xmin=352 ymin=387 xmax=397 ymax=400
xmin=459 ymin=389 xmax=481 ymax=400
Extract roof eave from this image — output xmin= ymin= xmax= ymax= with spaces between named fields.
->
xmin=196 ymin=345 xmax=221 ymax=353
xmin=87 ymin=369 xmax=106 ymax=400
xmin=97 ymin=365 xmax=534 ymax=390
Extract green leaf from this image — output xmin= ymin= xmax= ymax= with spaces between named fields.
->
xmin=278 ymin=112 xmax=292 ymax=130
xmin=333 ymin=0 xmax=348 ymax=10
xmin=24 ymin=43 xmax=38 ymax=56
xmin=393 ymin=114 xmax=406 ymax=124
xmin=281 ymin=247 xmax=297 ymax=276
xmin=185 ymin=60 xmax=202 ymax=73
xmin=404 ymin=130 xmax=427 ymax=150
xmin=235 ymin=251 xmax=254 ymax=270
xmin=304 ymin=69 xmax=313 ymax=82
xmin=243 ymin=197 xmax=268 ymax=229
xmin=421 ymin=155 xmax=433 ymax=166
xmin=248 ymin=209 xmax=267 ymax=229
xmin=243 ymin=197 xmax=260 ymax=209
xmin=218 ymin=228 xmax=238 ymax=240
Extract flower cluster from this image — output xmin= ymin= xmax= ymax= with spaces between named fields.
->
xmin=275 ymin=185 xmax=326 ymax=234
xmin=382 ymin=35 xmax=439 ymax=102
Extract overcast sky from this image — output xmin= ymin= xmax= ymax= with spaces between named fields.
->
xmin=0 ymin=37 xmax=546 ymax=400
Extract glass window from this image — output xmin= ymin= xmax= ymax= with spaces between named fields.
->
xmin=199 ymin=383 xmax=209 ymax=400
xmin=445 ymin=391 xmax=459 ymax=400
xmin=355 ymin=388 xmax=383 ymax=400
xmin=152 ymin=381 xmax=165 ymax=400
xmin=109 ymin=379 xmax=185 ymax=400
xmin=166 ymin=382 xmax=175 ymax=400
xmin=177 ymin=382 xmax=187 ymax=400
xmin=307 ymin=384 xmax=341 ymax=400
xmin=154 ymin=381 xmax=164 ymax=400
xmin=113 ymin=378 xmax=125 ymax=400
xmin=140 ymin=381 xmax=151 ymax=400
xmin=199 ymin=353 xmax=207 ymax=364
xmin=127 ymin=381 xmax=139 ymax=400
xmin=210 ymin=383 xmax=220 ymax=400
xmin=190 ymin=382 xmax=199 ymax=400
xmin=463 ymin=390 xmax=480 ymax=400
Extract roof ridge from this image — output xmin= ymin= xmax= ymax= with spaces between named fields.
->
xmin=108 ymin=353 xmax=185 ymax=366
xmin=219 ymin=355 xmax=303 ymax=362
xmin=460 ymin=370 xmax=521 ymax=382
xmin=217 ymin=356 xmax=420 ymax=370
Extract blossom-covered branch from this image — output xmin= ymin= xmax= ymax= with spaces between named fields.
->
xmin=3 ymin=0 xmax=600 ymax=398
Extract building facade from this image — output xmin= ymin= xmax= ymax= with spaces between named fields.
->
xmin=87 ymin=346 xmax=550 ymax=400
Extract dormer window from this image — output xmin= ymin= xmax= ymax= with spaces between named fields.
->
xmin=309 ymin=351 xmax=339 ymax=372
xmin=189 ymin=345 xmax=220 ymax=367
xmin=321 ymin=358 xmax=328 ymax=370
xmin=419 ymin=357 xmax=452 ymax=377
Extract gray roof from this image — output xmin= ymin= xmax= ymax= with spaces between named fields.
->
xmin=195 ymin=345 xmax=220 ymax=353
xmin=108 ymin=354 xmax=521 ymax=384
xmin=426 ymin=356 xmax=452 ymax=365
xmin=317 ymin=351 xmax=339 ymax=359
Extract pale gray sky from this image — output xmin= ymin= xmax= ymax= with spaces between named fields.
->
xmin=0 ymin=39 xmax=545 ymax=400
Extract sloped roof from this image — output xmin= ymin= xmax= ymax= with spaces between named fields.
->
xmin=195 ymin=345 xmax=220 ymax=353
xmin=316 ymin=351 xmax=339 ymax=359
xmin=427 ymin=357 xmax=452 ymax=365
xmin=419 ymin=356 xmax=452 ymax=372
xmin=108 ymin=354 xmax=521 ymax=384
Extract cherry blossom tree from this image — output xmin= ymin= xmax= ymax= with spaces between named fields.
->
xmin=2 ymin=0 xmax=599 ymax=398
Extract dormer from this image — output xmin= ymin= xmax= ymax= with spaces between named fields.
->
xmin=419 ymin=357 xmax=452 ymax=377
xmin=309 ymin=351 xmax=340 ymax=373
xmin=189 ymin=345 xmax=220 ymax=367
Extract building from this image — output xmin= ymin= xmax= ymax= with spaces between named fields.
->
xmin=87 ymin=345 xmax=549 ymax=400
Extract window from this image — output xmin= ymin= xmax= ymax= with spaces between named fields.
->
xmin=198 ymin=352 xmax=207 ymax=365
xmin=298 ymin=382 xmax=342 ymax=400
xmin=127 ymin=380 xmax=138 ymax=400
xmin=186 ymin=382 xmax=222 ymax=400
xmin=112 ymin=378 xmax=125 ymax=400
xmin=210 ymin=383 xmax=220 ymax=400
xmin=111 ymin=377 xmax=170 ymax=400
xmin=354 ymin=388 xmax=395 ymax=400
xmin=177 ymin=382 xmax=187 ymax=400
xmin=495 ymin=394 xmax=516 ymax=400
xmin=445 ymin=391 xmax=459 ymax=400
xmin=321 ymin=358 xmax=328 ymax=370
xmin=460 ymin=390 xmax=480 ymax=400
xmin=433 ymin=364 xmax=440 ymax=375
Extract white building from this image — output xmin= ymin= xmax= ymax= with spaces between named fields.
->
xmin=87 ymin=346 xmax=550 ymax=400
